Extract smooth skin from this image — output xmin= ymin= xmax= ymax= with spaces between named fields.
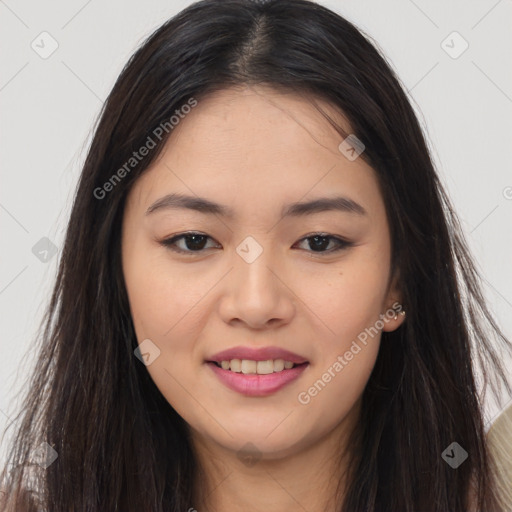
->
xmin=121 ymin=85 xmax=405 ymax=512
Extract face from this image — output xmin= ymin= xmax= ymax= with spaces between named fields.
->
xmin=121 ymin=86 xmax=404 ymax=461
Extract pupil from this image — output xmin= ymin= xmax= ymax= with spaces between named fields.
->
xmin=310 ymin=235 xmax=329 ymax=251
xmin=186 ymin=235 xmax=207 ymax=250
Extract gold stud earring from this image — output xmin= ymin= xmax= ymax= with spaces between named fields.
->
xmin=393 ymin=307 xmax=406 ymax=321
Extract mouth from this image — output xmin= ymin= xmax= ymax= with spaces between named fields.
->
xmin=205 ymin=347 xmax=310 ymax=396
xmin=205 ymin=359 xmax=309 ymax=397
xmin=207 ymin=359 xmax=308 ymax=374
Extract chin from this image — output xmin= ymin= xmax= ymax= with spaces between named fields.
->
xmin=213 ymin=422 xmax=315 ymax=458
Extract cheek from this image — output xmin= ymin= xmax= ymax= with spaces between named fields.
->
xmin=123 ymin=251 xmax=214 ymax=427
xmin=124 ymin=244 xmax=208 ymax=341
xmin=300 ymin=254 xmax=390 ymax=347
xmin=296 ymin=295 xmax=383 ymax=431
xmin=122 ymin=248 xmax=214 ymax=415
xmin=295 ymin=340 xmax=379 ymax=446
xmin=292 ymin=256 xmax=387 ymax=414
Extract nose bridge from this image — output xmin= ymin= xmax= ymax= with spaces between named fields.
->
xmin=234 ymin=234 xmax=279 ymax=299
xmin=221 ymin=234 xmax=293 ymax=326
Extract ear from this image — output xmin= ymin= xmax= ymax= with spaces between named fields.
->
xmin=381 ymin=269 xmax=406 ymax=332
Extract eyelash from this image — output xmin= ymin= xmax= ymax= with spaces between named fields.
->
xmin=159 ymin=232 xmax=353 ymax=256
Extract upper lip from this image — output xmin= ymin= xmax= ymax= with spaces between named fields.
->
xmin=207 ymin=346 xmax=309 ymax=364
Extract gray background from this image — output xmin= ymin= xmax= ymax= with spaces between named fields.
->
xmin=1 ymin=0 xmax=511 ymax=467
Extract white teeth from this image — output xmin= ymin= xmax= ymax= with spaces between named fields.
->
xmin=241 ymin=360 xmax=257 ymax=374
xmin=273 ymin=359 xmax=285 ymax=372
xmin=256 ymin=360 xmax=274 ymax=374
xmin=230 ymin=359 xmax=242 ymax=372
xmin=217 ymin=358 xmax=298 ymax=374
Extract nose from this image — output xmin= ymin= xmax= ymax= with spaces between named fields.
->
xmin=218 ymin=245 xmax=295 ymax=330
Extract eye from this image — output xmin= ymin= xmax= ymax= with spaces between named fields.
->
xmin=159 ymin=232 xmax=353 ymax=255
xmin=159 ymin=232 xmax=220 ymax=254
xmin=294 ymin=233 xmax=353 ymax=254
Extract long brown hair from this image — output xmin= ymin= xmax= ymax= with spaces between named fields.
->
xmin=1 ymin=0 xmax=511 ymax=510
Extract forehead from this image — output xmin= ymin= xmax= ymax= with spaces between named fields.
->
xmin=127 ymin=85 xmax=385 ymax=222
xmin=167 ymin=85 xmax=353 ymax=165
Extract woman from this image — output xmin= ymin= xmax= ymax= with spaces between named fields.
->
xmin=1 ymin=0 xmax=511 ymax=510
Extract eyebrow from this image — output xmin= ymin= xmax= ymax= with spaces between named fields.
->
xmin=145 ymin=193 xmax=367 ymax=218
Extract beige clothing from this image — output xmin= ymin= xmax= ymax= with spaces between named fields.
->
xmin=487 ymin=403 xmax=512 ymax=510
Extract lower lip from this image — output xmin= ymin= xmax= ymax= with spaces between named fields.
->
xmin=207 ymin=362 xmax=309 ymax=396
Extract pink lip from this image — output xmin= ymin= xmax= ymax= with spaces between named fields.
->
xmin=207 ymin=362 xmax=309 ymax=397
xmin=207 ymin=346 xmax=308 ymax=364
